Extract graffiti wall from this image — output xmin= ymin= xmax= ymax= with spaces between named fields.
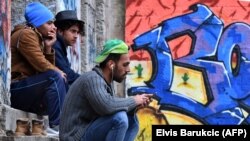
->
xmin=56 ymin=0 xmax=82 ymax=73
xmin=0 ymin=0 xmax=11 ymax=105
xmin=125 ymin=0 xmax=250 ymax=140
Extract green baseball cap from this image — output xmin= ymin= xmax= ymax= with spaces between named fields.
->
xmin=95 ymin=39 xmax=129 ymax=63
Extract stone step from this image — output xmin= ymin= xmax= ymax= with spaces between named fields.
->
xmin=0 ymin=104 xmax=58 ymax=141
xmin=0 ymin=136 xmax=58 ymax=141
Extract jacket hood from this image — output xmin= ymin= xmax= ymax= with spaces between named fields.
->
xmin=11 ymin=25 xmax=26 ymax=35
xmin=11 ymin=24 xmax=43 ymax=40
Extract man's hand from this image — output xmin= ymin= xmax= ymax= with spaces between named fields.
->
xmin=44 ymin=30 xmax=56 ymax=53
xmin=60 ymin=71 xmax=67 ymax=82
xmin=55 ymin=68 xmax=67 ymax=82
xmin=133 ymin=93 xmax=153 ymax=107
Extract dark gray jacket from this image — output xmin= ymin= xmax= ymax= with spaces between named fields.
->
xmin=59 ymin=66 xmax=137 ymax=141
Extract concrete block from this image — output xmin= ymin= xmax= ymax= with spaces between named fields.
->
xmin=0 ymin=104 xmax=49 ymax=135
xmin=0 ymin=136 xmax=58 ymax=141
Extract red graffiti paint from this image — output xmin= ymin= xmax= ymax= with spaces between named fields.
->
xmin=126 ymin=0 xmax=250 ymax=46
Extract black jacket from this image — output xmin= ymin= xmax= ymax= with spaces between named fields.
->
xmin=53 ymin=34 xmax=80 ymax=85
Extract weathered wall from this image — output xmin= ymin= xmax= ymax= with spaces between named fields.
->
xmin=125 ymin=0 xmax=250 ymax=140
xmin=11 ymin=0 xmax=57 ymax=29
xmin=0 ymin=0 xmax=11 ymax=105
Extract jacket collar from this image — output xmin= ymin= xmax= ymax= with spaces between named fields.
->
xmin=93 ymin=66 xmax=112 ymax=86
xmin=93 ymin=66 xmax=115 ymax=95
xmin=13 ymin=24 xmax=45 ymax=50
xmin=93 ymin=66 xmax=104 ymax=79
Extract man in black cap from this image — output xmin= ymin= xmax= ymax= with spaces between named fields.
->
xmin=53 ymin=10 xmax=85 ymax=86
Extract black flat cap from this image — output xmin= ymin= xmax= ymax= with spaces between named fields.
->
xmin=55 ymin=10 xmax=84 ymax=25
xmin=55 ymin=10 xmax=85 ymax=35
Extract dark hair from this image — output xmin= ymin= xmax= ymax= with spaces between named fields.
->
xmin=99 ymin=53 xmax=122 ymax=68
xmin=55 ymin=20 xmax=85 ymax=35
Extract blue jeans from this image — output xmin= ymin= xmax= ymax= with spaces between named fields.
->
xmin=10 ymin=70 xmax=67 ymax=127
xmin=81 ymin=111 xmax=139 ymax=141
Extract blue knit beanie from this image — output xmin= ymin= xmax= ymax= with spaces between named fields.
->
xmin=25 ymin=2 xmax=54 ymax=27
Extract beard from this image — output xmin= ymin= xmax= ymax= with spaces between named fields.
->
xmin=114 ymin=77 xmax=123 ymax=83
xmin=113 ymin=73 xmax=126 ymax=83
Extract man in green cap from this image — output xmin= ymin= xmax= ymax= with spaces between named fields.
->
xmin=59 ymin=39 xmax=153 ymax=141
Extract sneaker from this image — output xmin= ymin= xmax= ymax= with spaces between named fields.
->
xmin=50 ymin=125 xmax=59 ymax=132
xmin=46 ymin=126 xmax=59 ymax=138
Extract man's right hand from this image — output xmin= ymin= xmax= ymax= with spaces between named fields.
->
xmin=44 ymin=30 xmax=57 ymax=54
xmin=56 ymin=68 xmax=67 ymax=82
xmin=133 ymin=94 xmax=153 ymax=107
xmin=60 ymin=71 xmax=67 ymax=81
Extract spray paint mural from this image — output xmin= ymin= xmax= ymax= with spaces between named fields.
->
xmin=125 ymin=0 xmax=250 ymax=140
xmin=0 ymin=0 xmax=11 ymax=105
xmin=56 ymin=0 xmax=81 ymax=73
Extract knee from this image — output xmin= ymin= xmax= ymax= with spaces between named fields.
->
xmin=46 ymin=70 xmax=63 ymax=80
xmin=45 ymin=70 xmax=67 ymax=90
xmin=112 ymin=111 xmax=129 ymax=129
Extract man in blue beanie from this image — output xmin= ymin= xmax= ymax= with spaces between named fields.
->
xmin=59 ymin=39 xmax=153 ymax=141
xmin=10 ymin=2 xmax=67 ymax=136
xmin=53 ymin=10 xmax=85 ymax=86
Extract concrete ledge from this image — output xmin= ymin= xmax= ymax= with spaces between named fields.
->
xmin=0 ymin=136 xmax=58 ymax=141
xmin=0 ymin=104 xmax=49 ymax=135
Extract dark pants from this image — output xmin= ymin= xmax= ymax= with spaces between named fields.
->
xmin=10 ymin=70 xmax=67 ymax=127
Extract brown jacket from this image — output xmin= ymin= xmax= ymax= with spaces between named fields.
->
xmin=11 ymin=25 xmax=58 ymax=81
